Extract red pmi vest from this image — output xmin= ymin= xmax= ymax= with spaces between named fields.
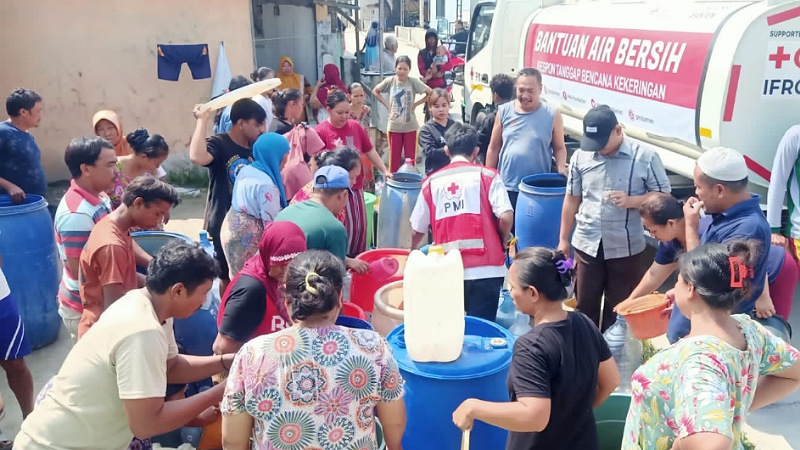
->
xmin=217 ymin=278 xmax=290 ymax=340
xmin=421 ymin=161 xmax=505 ymax=269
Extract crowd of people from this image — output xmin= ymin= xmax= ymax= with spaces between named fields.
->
xmin=0 ymin=27 xmax=799 ymax=450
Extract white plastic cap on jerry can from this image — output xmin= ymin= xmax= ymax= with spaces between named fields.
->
xmin=403 ymin=247 xmax=465 ymax=363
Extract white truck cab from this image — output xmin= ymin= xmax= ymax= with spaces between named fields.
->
xmin=464 ymin=0 xmax=800 ymax=193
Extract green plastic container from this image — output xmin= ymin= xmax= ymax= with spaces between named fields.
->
xmin=595 ymin=393 xmax=631 ymax=450
xmin=365 ymin=192 xmax=377 ymax=248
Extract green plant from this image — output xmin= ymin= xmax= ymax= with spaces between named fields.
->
xmin=742 ymin=433 xmax=756 ymax=450
xmin=641 ymin=339 xmax=658 ymax=364
xmin=165 ymin=167 xmax=209 ymax=188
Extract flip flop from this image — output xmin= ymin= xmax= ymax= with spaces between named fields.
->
xmin=0 ymin=431 xmax=12 ymax=450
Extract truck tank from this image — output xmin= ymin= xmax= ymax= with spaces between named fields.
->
xmin=521 ymin=0 xmax=800 ymax=187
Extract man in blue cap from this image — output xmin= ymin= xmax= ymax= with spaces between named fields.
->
xmin=276 ymin=166 xmax=351 ymax=263
xmin=558 ymin=105 xmax=671 ymax=331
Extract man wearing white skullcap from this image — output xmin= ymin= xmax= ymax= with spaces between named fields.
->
xmin=667 ymin=146 xmax=773 ymax=342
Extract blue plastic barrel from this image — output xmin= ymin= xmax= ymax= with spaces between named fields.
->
xmin=335 ymin=314 xmax=374 ymax=330
xmin=0 ymin=195 xmax=60 ymax=348
xmin=131 ymin=231 xmax=220 ymax=359
xmin=515 ymin=174 xmax=567 ymax=250
xmin=387 ymin=316 xmax=514 ymax=450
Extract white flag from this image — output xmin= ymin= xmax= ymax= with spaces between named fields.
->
xmin=210 ymin=42 xmax=231 ymax=99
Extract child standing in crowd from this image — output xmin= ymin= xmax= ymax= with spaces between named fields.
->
xmin=348 ymin=82 xmax=375 ymax=191
xmin=418 ymin=88 xmax=455 ymax=175
xmin=373 ymin=56 xmax=432 ymax=172
xmin=54 ymin=137 xmax=119 ymax=341
xmin=190 ymin=98 xmax=266 ymax=296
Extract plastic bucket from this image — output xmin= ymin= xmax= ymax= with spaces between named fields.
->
xmin=614 ymin=293 xmax=670 ymax=339
xmin=515 ymin=174 xmax=567 ymax=251
xmin=365 ymin=192 xmax=377 ymax=248
xmin=336 ymin=311 xmax=374 ymax=330
xmin=351 ymin=248 xmax=410 ymax=313
xmin=595 ymin=393 xmax=631 ymax=450
xmin=372 ymin=280 xmax=405 ymax=336
xmin=341 ymin=301 xmax=367 ymax=320
xmin=0 ymin=194 xmax=60 ymax=349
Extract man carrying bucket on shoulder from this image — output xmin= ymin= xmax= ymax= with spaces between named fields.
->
xmin=410 ymin=123 xmax=514 ymax=321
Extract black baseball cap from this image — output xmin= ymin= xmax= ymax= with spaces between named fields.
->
xmin=581 ymin=105 xmax=619 ymax=152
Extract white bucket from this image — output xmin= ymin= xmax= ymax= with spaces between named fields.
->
xmin=372 ymin=280 xmax=405 ymax=336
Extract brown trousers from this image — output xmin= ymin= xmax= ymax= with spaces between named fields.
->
xmin=575 ymin=244 xmax=644 ymax=332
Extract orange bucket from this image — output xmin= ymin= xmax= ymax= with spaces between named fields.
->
xmin=614 ymin=293 xmax=670 ymax=339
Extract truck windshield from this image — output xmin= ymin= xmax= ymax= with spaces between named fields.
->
xmin=467 ymin=4 xmax=495 ymax=60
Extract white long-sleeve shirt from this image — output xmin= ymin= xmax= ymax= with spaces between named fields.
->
xmin=767 ymin=124 xmax=800 ymax=238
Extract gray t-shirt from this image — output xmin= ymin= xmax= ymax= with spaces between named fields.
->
xmin=375 ymin=76 xmax=428 ymax=133
xmin=497 ymin=101 xmax=556 ymax=192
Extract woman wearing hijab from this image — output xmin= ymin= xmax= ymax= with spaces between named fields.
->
xmin=220 ymin=132 xmax=290 ymax=279
xmin=310 ymin=63 xmax=348 ymax=124
xmin=92 ymin=110 xmax=133 ymax=157
xmin=213 ymin=221 xmax=307 ymax=355
xmin=363 ymin=21 xmax=380 ymax=69
xmin=281 ymin=124 xmax=327 ymax=199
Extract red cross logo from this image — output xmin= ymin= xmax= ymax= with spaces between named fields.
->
xmin=445 ymin=181 xmax=462 ymax=200
xmin=769 ymin=46 xmax=791 ymax=69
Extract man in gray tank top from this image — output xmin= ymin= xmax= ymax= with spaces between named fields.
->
xmin=486 ymin=68 xmax=567 ymax=228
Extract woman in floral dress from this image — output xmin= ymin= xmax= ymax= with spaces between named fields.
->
xmin=623 ymin=240 xmax=800 ymax=449
xmin=221 ymin=250 xmax=407 ymax=449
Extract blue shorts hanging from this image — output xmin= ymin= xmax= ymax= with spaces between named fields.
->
xmin=157 ymin=44 xmax=212 ymax=81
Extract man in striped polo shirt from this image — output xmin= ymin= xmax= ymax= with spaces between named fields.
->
xmin=54 ymin=137 xmax=119 ymax=341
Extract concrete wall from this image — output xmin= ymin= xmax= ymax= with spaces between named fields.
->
xmin=0 ymin=0 xmax=255 ymax=182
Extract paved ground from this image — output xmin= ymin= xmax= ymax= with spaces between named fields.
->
xmin=1 ymin=30 xmax=796 ymax=449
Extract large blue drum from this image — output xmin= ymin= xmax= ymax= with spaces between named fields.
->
xmin=0 ymin=195 xmax=60 ymax=349
xmin=515 ymin=174 xmax=567 ymax=250
xmin=387 ymin=316 xmax=514 ymax=450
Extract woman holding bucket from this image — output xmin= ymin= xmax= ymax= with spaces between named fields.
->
xmin=622 ymin=240 xmax=800 ymax=449
xmin=453 ymin=248 xmax=620 ymax=450
xmin=220 ymin=250 xmax=407 ymax=449
xmin=628 ymin=193 xmax=798 ymax=327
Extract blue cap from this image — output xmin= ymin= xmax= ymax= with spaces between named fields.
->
xmin=313 ymin=166 xmax=352 ymax=191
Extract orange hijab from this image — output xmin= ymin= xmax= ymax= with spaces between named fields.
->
xmin=277 ymin=56 xmax=303 ymax=91
xmin=92 ymin=110 xmax=132 ymax=157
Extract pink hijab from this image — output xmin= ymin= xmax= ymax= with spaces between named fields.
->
xmin=281 ymin=125 xmax=326 ymax=199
